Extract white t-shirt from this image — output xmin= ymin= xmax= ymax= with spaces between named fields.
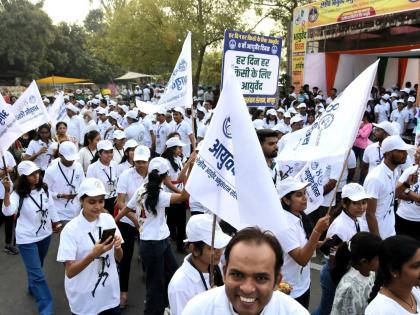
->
xmin=197 ymin=124 xmax=208 ymax=140
xmin=67 ymin=115 xmax=85 ymax=145
xmin=0 ymin=151 xmax=16 ymax=199
xmin=277 ymin=211 xmax=311 ymax=298
xmin=155 ymin=121 xmax=172 ymax=155
xmin=403 ymin=106 xmax=416 ymax=130
xmin=140 ymin=117 xmax=154 ymax=148
xmin=168 ymin=254 xmax=212 ymax=315
xmin=25 ymin=139 xmax=55 ymax=171
xmin=126 ymin=185 xmax=171 ymax=240
xmin=182 ymin=285 xmax=309 ymax=315
xmin=363 ymin=142 xmax=383 ymax=172
xmin=57 ymin=212 xmax=122 ymax=315
xmin=78 ymin=147 xmax=96 ymax=174
xmin=97 ymin=120 xmax=111 ymax=140
xmin=173 ymin=120 xmax=193 ymax=157
xmin=124 ymin=122 xmax=146 ymax=145
xmin=43 ymin=161 xmax=85 ymax=221
xmin=365 ymin=288 xmax=420 ymax=315
xmin=116 ymin=167 xmax=147 ymax=227
xmin=327 ymin=211 xmax=369 ymax=242
xmin=83 ymin=119 xmax=99 ymax=136
xmin=363 ymin=162 xmax=397 ymax=238
xmin=321 ymin=163 xmax=341 ymax=207
xmin=143 ymin=87 xmax=151 ymax=101
xmin=164 ymin=157 xmax=184 ymax=191
xmin=390 ymin=109 xmax=409 ymax=135
xmin=374 ymin=103 xmax=389 ymax=123
xmin=112 ymin=147 xmax=124 ymax=164
xmin=2 ymin=189 xmax=60 ymax=244
xmin=86 ymin=160 xmax=118 ymax=199
xmin=397 ymin=165 xmax=420 ymax=222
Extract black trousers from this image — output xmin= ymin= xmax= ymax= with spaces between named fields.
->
xmin=118 ymin=222 xmax=138 ymax=292
xmin=295 ymin=288 xmax=311 ymax=310
xmin=104 ymin=197 xmax=117 ymax=217
xmin=396 ymin=214 xmax=420 ymax=241
xmin=165 ymin=202 xmax=186 ymax=251
xmin=0 ymin=200 xmax=14 ymax=245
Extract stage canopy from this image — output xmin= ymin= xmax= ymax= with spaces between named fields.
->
xmin=114 ymin=72 xmax=155 ymax=80
xmin=36 ymin=76 xmax=89 ymax=85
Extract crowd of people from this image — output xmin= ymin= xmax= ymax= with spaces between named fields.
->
xmin=0 ymin=80 xmax=419 ymax=315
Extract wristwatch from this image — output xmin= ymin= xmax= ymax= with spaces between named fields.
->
xmin=404 ymin=187 xmax=411 ymax=194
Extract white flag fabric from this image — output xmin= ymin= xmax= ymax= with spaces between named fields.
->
xmin=186 ymin=69 xmax=287 ymax=234
xmin=0 ymin=92 xmax=10 ymax=107
xmin=0 ymin=81 xmax=51 ymax=155
xmin=277 ymin=60 xmax=379 ymax=162
xmin=135 ymin=99 xmax=163 ymax=115
xmin=48 ymin=91 xmax=66 ymax=125
xmin=158 ymin=32 xmax=193 ymax=109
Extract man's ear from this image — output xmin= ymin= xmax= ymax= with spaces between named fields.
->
xmin=274 ymin=272 xmax=283 ymax=288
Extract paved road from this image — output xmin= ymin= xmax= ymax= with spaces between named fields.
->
xmin=0 ymin=229 xmax=322 ymax=314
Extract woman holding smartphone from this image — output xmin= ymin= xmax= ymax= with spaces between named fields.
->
xmin=57 ymin=178 xmax=123 ymax=315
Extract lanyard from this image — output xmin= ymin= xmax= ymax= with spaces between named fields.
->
xmin=116 ymin=148 xmax=124 ymax=158
xmin=88 ymin=227 xmax=102 ymax=245
xmin=377 ymin=146 xmax=383 ymax=164
xmin=102 ymin=167 xmax=113 ymax=183
xmin=87 ymin=148 xmax=95 ymax=158
xmin=28 ymin=192 xmax=48 ymax=235
xmin=58 ymin=162 xmax=75 ymax=190
xmin=28 ymin=192 xmax=43 ymax=212
xmin=344 ymin=210 xmax=360 ymax=233
xmin=188 ymin=256 xmax=209 ymax=290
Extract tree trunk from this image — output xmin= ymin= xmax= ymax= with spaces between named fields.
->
xmin=194 ymin=45 xmax=206 ymax=94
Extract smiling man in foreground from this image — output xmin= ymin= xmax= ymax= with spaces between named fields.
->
xmin=182 ymin=227 xmax=309 ymax=315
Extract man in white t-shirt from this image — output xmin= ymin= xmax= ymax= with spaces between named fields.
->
xmin=257 ymin=129 xmax=280 ymax=187
xmin=154 ymin=108 xmax=172 ymax=155
xmin=374 ymin=95 xmax=390 ymax=123
xmin=66 ymin=104 xmax=85 ymax=146
xmin=390 ymin=99 xmax=409 ymax=135
xmin=143 ymin=85 xmax=151 ymax=101
xmin=172 ymin=107 xmax=196 ymax=158
xmin=182 ymin=227 xmax=309 ymax=315
xmin=364 ymin=136 xmax=412 ymax=238
xmin=124 ymin=110 xmax=146 ymax=145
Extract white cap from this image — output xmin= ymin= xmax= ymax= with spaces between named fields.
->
xmin=276 ymin=178 xmax=309 ymax=199
xmin=288 ymin=107 xmax=298 ymax=114
xmin=66 ymin=104 xmax=79 ymax=113
xmin=91 ymin=98 xmax=100 ymax=105
xmin=173 ymin=106 xmax=185 ymax=116
xmin=297 ymin=103 xmax=307 ymax=109
xmin=276 ymin=107 xmax=285 ymax=113
xmin=109 ymin=100 xmax=117 ymax=107
xmin=59 ymin=141 xmax=79 ymax=161
xmin=196 ymin=141 xmax=203 ymax=152
xmin=272 ymin=124 xmax=289 ymax=134
xmin=125 ymin=110 xmax=138 ymax=120
xmin=97 ymin=108 xmax=108 ymax=115
xmin=315 ymin=95 xmax=323 ymax=100
xmin=123 ymin=139 xmax=138 ymax=151
xmin=283 ymin=112 xmax=291 ymax=118
xmin=148 ymin=157 xmax=169 ymax=175
xmin=156 ymin=107 xmax=166 ymax=115
xmin=391 ymin=92 xmax=398 ymax=98
xmin=133 ymin=145 xmax=150 ymax=161
xmin=290 ymin=115 xmax=303 ymax=125
xmin=372 ymin=121 xmax=396 ymax=136
xmin=166 ymin=137 xmax=186 ymax=148
xmin=341 ymin=183 xmax=369 ymax=201
xmin=43 ymin=97 xmax=50 ymax=104
xmin=109 ymin=111 xmax=120 ymax=121
xmin=118 ymin=104 xmax=129 ymax=113
xmin=77 ymin=100 xmax=85 ymax=106
xmin=77 ymin=178 xmax=107 ymax=199
xmin=397 ymin=99 xmax=405 ymax=104
xmin=318 ymin=107 xmax=325 ymax=113
xmin=266 ymin=108 xmax=277 ymax=116
xmin=381 ymin=94 xmax=390 ymax=100
xmin=17 ymin=161 xmax=40 ymax=176
xmin=196 ymin=106 xmax=206 ymax=113
xmin=97 ymin=140 xmax=113 ymax=151
xmin=382 ymin=135 xmax=412 ymax=154
xmin=75 ymin=89 xmax=82 ymax=94
xmin=63 ymin=95 xmax=70 ymax=101
xmin=113 ymin=130 xmax=126 ymax=140
xmin=408 ymin=96 xmax=416 ymax=103
xmin=184 ymin=214 xmax=231 ymax=249
xmin=400 ymin=88 xmax=411 ymax=94
xmin=253 ymin=119 xmax=264 ymax=130
xmin=289 ymin=93 xmax=297 ymax=98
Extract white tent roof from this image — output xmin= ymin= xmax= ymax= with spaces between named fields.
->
xmin=114 ymin=72 xmax=155 ymax=80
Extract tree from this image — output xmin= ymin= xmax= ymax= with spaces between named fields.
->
xmin=200 ymin=50 xmax=223 ymax=85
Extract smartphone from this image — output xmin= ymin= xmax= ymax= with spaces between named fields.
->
xmin=319 ymin=234 xmax=343 ymax=256
xmin=100 ymin=228 xmax=116 ymax=244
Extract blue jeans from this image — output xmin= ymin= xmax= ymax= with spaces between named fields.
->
xmin=311 ymin=263 xmax=336 ymax=315
xmin=140 ymin=238 xmax=178 ymax=315
xmin=18 ymin=236 xmax=53 ymax=315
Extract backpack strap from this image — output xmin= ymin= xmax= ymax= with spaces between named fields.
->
xmin=16 ymin=196 xmax=24 ymax=219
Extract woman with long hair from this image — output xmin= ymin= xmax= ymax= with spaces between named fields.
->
xmin=161 ymin=137 xmax=195 ymax=252
xmin=277 ymin=178 xmax=330 ymax=309
xmin=2 ymin=161 xmax=61 ymax=315
xmin=23 ymin=124 xmax=54 ymax=173
xmin=116 ymin=139 xmax=137 ymax=177
xmin=330 ymin=232 xmax=381 ymax=315
xmin=57 ymin=178 xmax=123 ymax=315
xmin=115 ymin=157 xmax=189 ymax=315
xmin=78 ymin=130 xmax=100 ymax=174
xmin=112 ymin=130 xmax=126 ymax=164
xmin=86 ymin=140 xmax=118 ymax=216
xmin=366 ymin=235 xmax=420 ymax=314
xmin=115 ymin=145 xmax=149 ymax=308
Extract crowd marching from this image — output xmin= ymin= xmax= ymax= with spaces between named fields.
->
xmin=0 ymin=80 xmax=419 ymax=315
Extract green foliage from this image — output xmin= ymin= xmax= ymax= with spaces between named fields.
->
xmin=200 ymin=50 xmax=223 ymax=85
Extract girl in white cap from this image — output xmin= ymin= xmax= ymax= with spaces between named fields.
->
xmin=57 ymin=178 xmax=123 ymax=315
xmin=116 ymin=139 xmax=138 ymax=177
xmin=112 ymin=130 xmax=126 ymax=164
xmin=115 ymin=157 xmax=189 ymax=315
xmin=276 ymin=177 xmax=330 ymax=309
xmin=78 ymin=130 xmax=100 ymax=174
xmin=2 ymin=160 xmax=61 ymax=315
xmin=115 ymin=144 xmax=148 ymax=308
xmin=313 ymin=183 xmax=370 ymax=315
xmin=87 ymin=140 xmax=118 ymax=216
xmin=22 ymin=124 xmax=54 ymax=174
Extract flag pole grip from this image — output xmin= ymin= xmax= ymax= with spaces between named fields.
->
xmin=209 ymin=213 xmax=217 ymax=287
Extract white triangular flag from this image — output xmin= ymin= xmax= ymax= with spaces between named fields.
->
xmin=277 ymin=60 xmax=379 ymax=162
xmin=48 ymin=91 xmax=66 ymax=125
xmin=158 ymin=32 xmax=192 ymax=109
xmin=186 ymin=69 xmax=287 ymax=234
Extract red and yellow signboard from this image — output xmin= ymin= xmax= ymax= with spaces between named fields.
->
xmin=291 ymin=0 xmax=420 ymax=90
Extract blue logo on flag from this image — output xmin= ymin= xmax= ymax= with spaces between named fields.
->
xmin=223 ymin=117 xmax=232 ymax=139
